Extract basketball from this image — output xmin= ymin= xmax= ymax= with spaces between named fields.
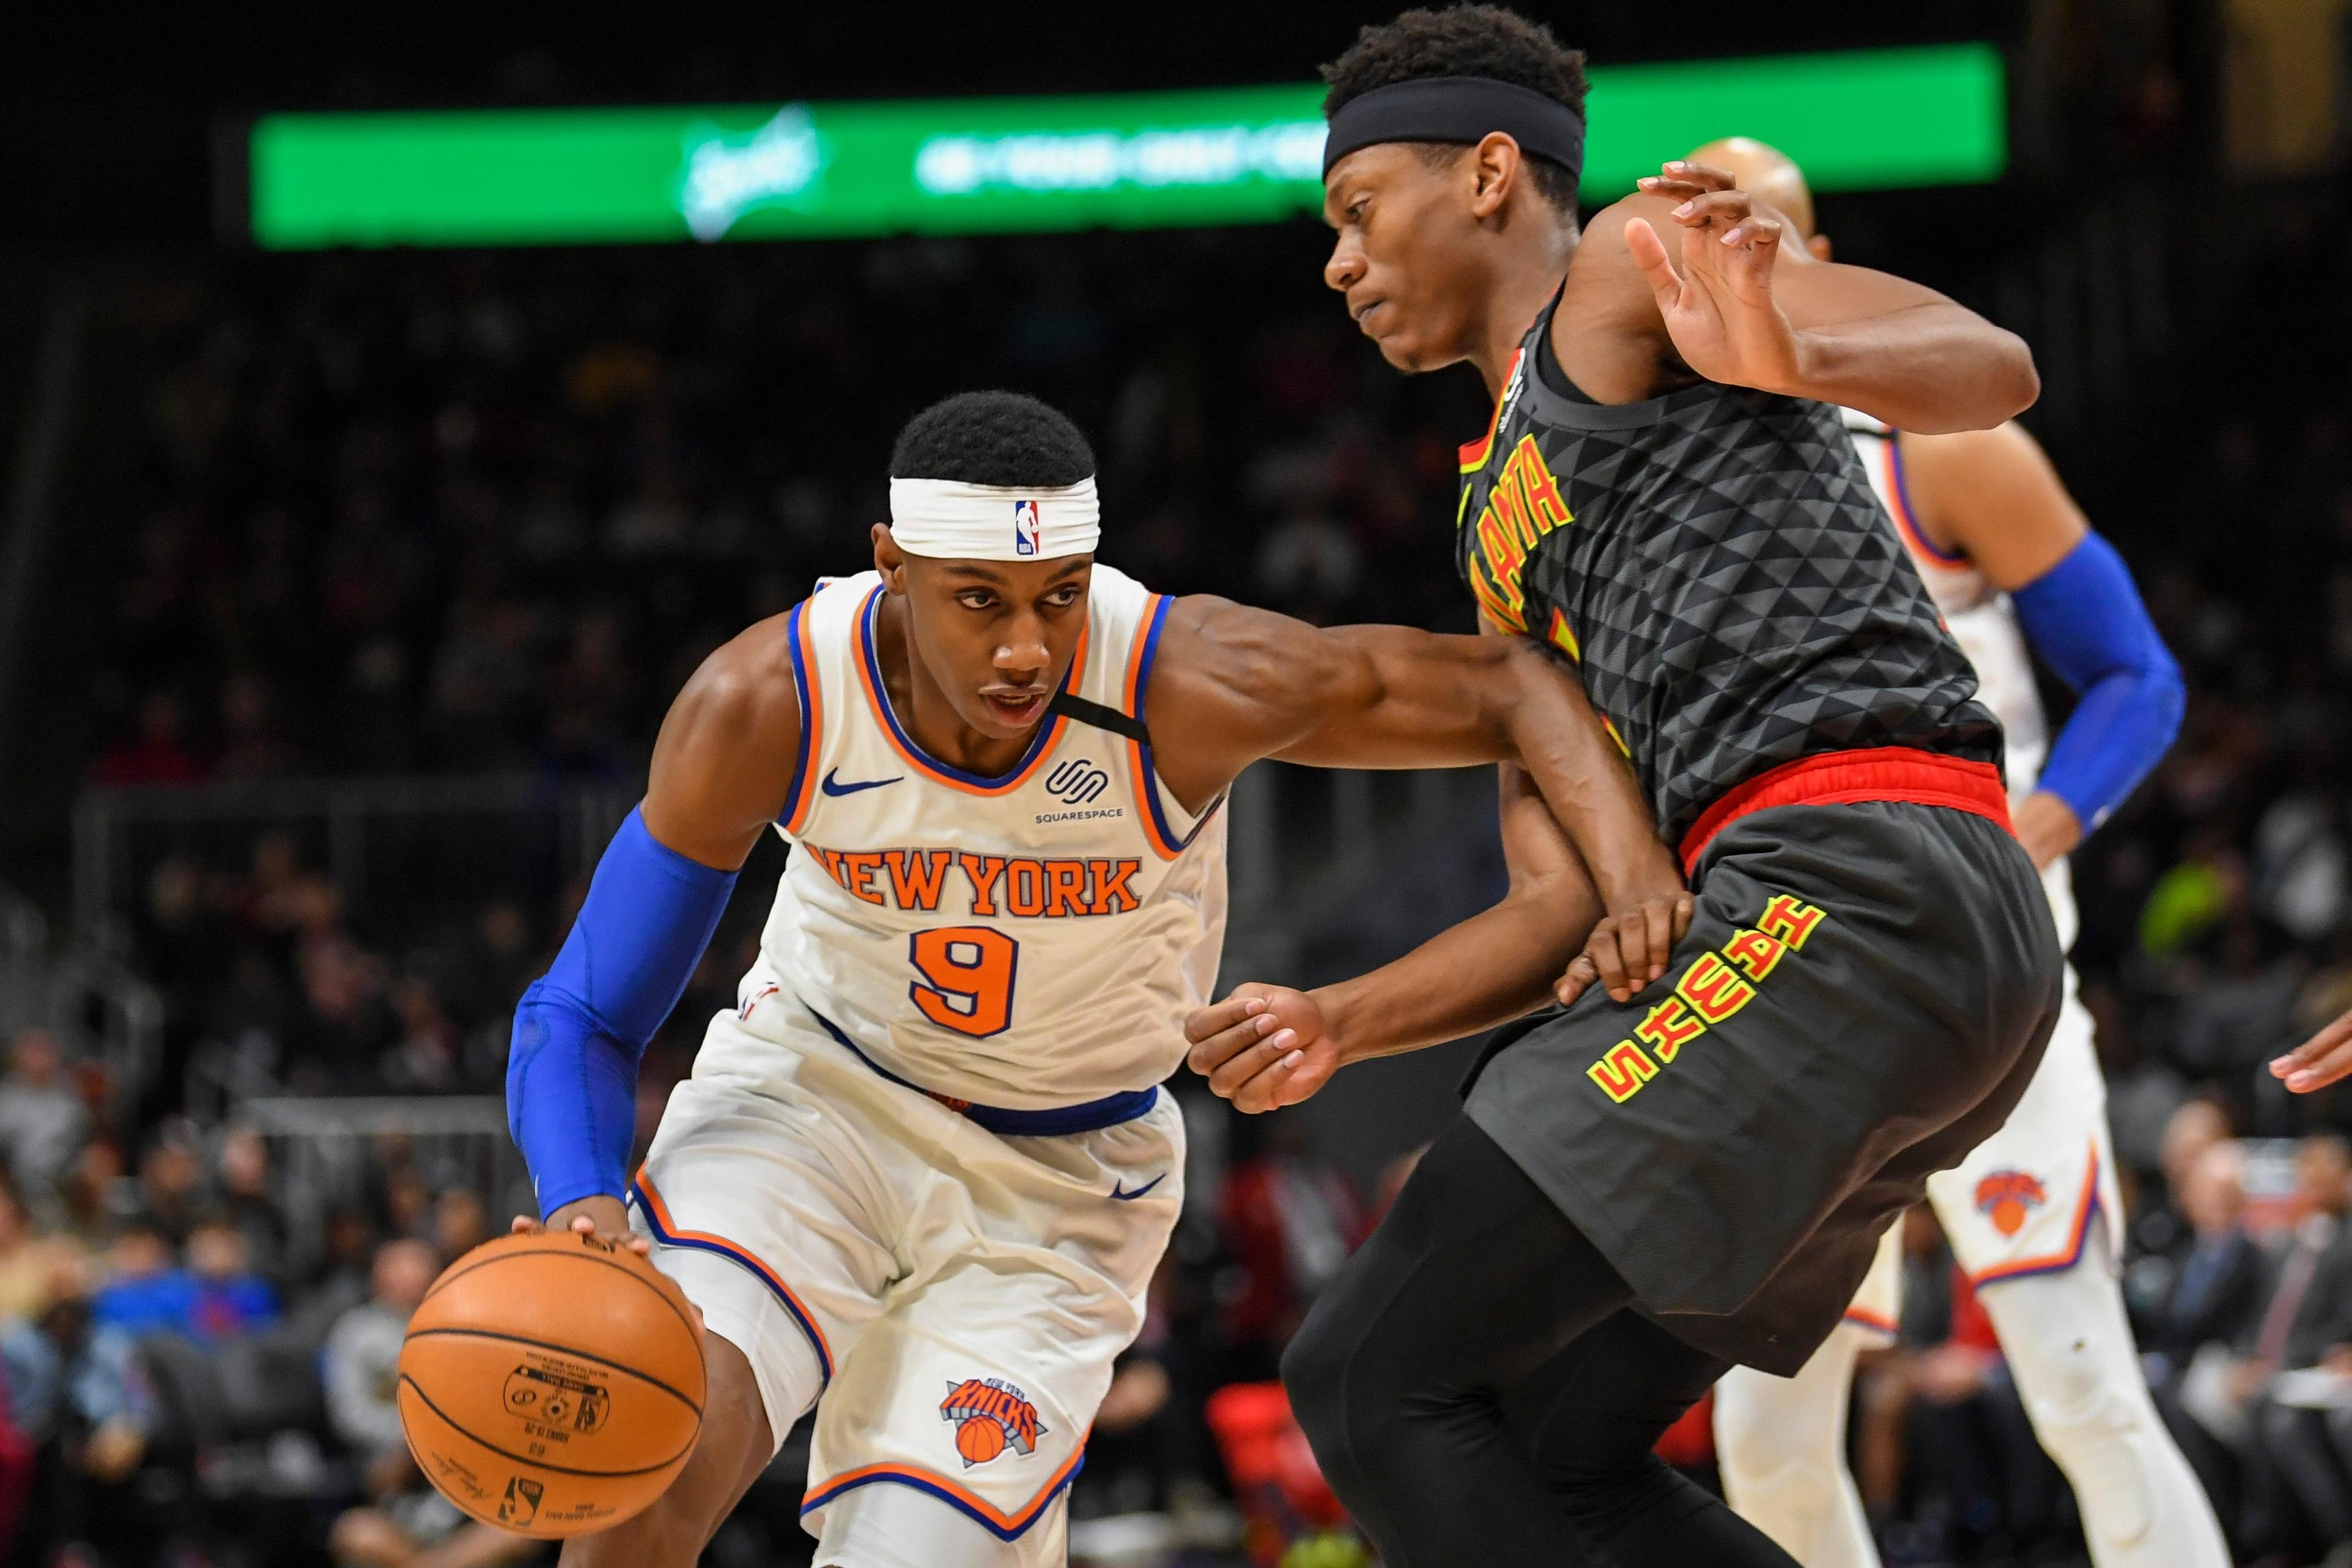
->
xmin=396 ymin=1229 xmax=705 ymax=1539
xmin=955 ymin=1417 xmax=1006 ymax=1466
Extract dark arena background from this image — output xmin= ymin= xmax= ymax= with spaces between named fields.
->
xmin=1 ymin=2 xmax=2348 ymax=1564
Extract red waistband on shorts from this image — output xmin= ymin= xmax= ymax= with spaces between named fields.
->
xmin=1678 ymin=746 xmax=2013 ymax=875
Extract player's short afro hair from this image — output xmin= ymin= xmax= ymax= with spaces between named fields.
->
xmin=1321 ymin=6 xmax=1589 ymax=214
xmin=888 ymin=391 xmax=1095 ymax=489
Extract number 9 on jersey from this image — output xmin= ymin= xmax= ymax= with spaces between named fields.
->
xmin=908 ymin=927 xmax=1020 ymax=1038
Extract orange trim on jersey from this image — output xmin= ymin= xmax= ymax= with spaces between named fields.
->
xmin=851 ymin=586 xmax=1082 ymax=796
xmin=801 ymin=1439 xmax=1090 ymax=1541
xmin=630 ymin=1172 xmax=835 ymax=1381
xmin=1967 ymin=1143 xmax=2105 ymax=1289
xmin=781 ymin=600 xmax=826 ymax=834
xmin=1678 ymin=747 xmax=2014 ymax=875
xmin=1842 ymin=1305 xmax=1899 ymax=1339
xmin=1458 ymin=349 xmax=1523 ymax=473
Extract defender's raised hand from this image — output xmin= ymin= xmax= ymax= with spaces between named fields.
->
xmin=1624 ymin=160 xmax=1799 ymax=394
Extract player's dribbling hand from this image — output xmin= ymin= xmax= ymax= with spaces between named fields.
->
xmin=1555 ymin=890 xmax=1696 ymax=1007
xmin=513 ymin=1195 xmax=652 ymax=1256
xmin=1183 ymin=983 xmax=1343 ymax=1113
xmin=2273 ymin=1006 xmax=2352 ymax=1094
xmin=513 ymin=1198 xmax=704 ymax=1330
xmin=1624 ymin=162 xmax=1800 ymax=396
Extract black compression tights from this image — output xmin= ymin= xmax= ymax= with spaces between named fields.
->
xmin=1281 ymin=1115 xmax=1801 ymax=1567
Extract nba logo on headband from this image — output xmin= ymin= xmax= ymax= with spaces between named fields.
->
xmin=888 ymin=476 xmax=1098 ymax=560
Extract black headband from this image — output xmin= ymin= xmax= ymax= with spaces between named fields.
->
xmin=1321 ymin=75 xmax=1587 ymax=183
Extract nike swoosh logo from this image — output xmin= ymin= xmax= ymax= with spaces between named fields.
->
xmin=820 ymin=768 xmax=904 ymax=797
xmin=1110 ymin=1175 xmax=1166 ymax=1202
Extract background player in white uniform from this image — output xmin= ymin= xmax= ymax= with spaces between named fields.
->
xmin=1697 ymin=141 xmax=2228 ymax=1568
xmin=503 ymin=391 xmax=1685 ymax=1568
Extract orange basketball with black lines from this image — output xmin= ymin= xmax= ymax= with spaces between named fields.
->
xmin=396 ymin=1229 xmax=704 ymax=1539
xmin=956 ymin=1416 xmax=1008 ymax=1465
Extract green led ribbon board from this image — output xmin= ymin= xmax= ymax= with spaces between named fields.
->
xmin=247 ymin=44 xmax=2005 ymax=249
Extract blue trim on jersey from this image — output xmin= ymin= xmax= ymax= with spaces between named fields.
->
xmin=1890 ymin=436 xmax=1966 ymax=566
xmin=1129 ymin=594 xmax=1222 ymax=851
xmin=627 ymin=1178 xmax=834 ymax=1386
xmin=804 ymin=1005 xmax=1159 ymax=1137
xmin=2008 ymin=532 xmax=2183 ymax=833
xmin=797 ymin=1454 xmax=1087 ymax=1542
xmin=858 ymin=588 xmax=1067 ymax=788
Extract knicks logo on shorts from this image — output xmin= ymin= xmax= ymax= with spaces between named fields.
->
xmin=941 ymin=1376 xmax=1044 ymax=1468
xmin=1973 ymin=1170 xmax=2048 ymax=1237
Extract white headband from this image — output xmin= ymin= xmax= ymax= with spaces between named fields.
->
xmin=887 ymin=476 xmax=1101 ymax=561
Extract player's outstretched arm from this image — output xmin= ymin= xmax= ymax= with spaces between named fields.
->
xmin=1155 ymin=597 xmax=1688 ymax=1112
xmin=1188 ymin=760 xmax=1623 ymax=1112
xmin=1903 ymin=421 xmax=2184 ymax=867
xmin=1573 ymin=161 xmax=2037 ymax=434
xmin=1148 ymin=595 xmax=1675 ymax=915
xmin=505 ymin=619 xmax=802 ymax=1242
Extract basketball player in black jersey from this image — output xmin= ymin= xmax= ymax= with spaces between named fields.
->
xmin=1182 ymin=9 xmax=2065 ymax=1566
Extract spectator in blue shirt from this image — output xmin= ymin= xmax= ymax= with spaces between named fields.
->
xmin=91 ymin=1213 xmax=277 ymax=1342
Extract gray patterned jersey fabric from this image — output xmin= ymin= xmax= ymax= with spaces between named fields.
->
xmin=1455 ymin=303 xmax=2002 ymax=848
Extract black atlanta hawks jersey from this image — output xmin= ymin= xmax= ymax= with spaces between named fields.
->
xmin=1457 ymin=303 xmax=2001 ymax=848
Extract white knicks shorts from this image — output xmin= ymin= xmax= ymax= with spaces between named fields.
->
xmin=1840 ymin=967 xmax=2120 ymax=1332
xmin=1924 ymin=970 xmax=2120 ymax=1289
xmin=625 ymin=998 xmax=1183 ymax=1556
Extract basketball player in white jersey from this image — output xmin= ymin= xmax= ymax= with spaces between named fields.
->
xmin=1690 ymin=141 xmax=2228 ymax=1568
xmin=503 ymin=391 xmax=1686 ymax=1567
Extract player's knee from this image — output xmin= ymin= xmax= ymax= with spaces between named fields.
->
xmin=1715 ymin=1390 xmax=1833 ymax=1513
xmin=2005 ymin=1311 xmax=2152 ymax=1456
xmin=1711 ymin=1374 xmax=1793 ymax=1468
xmin=562 ymin=1334 xmax=779 ymax=1568
xmin=1281 ymin=1297 xmax=1394 ymax=1494
xmin=1280 ymin=1308 xmax=1355 ymax=1450
xmin=1719 ymin=1451 xmax=1838 ymax=1543
xmin=1997 ymin=1294 xmax=2166 ymax=1545
xmin=559 ymin=1494 xmax=706 ymax=1568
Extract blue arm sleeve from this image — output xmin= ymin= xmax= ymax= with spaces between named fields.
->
xmin=507 ymin=807 xmax=739 ymax=1216
xmin=2007 ymin=531 xmax=2184 ymax=835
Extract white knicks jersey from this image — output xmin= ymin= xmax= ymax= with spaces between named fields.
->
xmin=750 ymin=565 xmax=1227 ymax=1110
xmin=1847 ymin=410 xmax=2076 ymax=949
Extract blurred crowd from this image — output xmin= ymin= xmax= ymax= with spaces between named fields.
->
xmin=0 ymin=180 xmax=2348 ymax=1564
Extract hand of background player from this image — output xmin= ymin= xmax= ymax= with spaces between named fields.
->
xmin=510 ymin=1194 xmax=651 ymax=1255
xmin=1624 ymin=162 xmax=1801 ymax=396
xmin=1554 ymin=889 xmax=1696 ymax=1007
xmin=2012 ymin=790 xmax=2084 ymax=872
xmin=2273 ymin=1006 xmax=2352 ymax=1093
xmin=1183 ymin=984 xmax=1343 ymax=1113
